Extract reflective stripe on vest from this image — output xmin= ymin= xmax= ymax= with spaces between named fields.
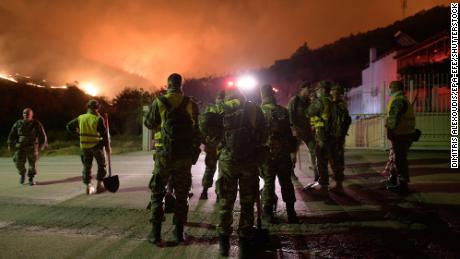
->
xmin=78 ymin=113 xmax=102 ymax=148
xmin=311 ymin=96 xmax=331 ymax=129
xmin=386 ymin=94 xmax=415 ymax=135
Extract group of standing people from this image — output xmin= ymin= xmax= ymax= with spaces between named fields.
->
xmin=143 ymin=74 xmax=355 ymax=258
xmin=6 ymin=72 xmax=416 ymax=259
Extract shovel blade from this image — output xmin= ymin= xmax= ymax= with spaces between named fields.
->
xmin=103 ymin=175 xmax=119 ymax=193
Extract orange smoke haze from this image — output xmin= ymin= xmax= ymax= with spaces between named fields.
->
xmin=0 ymin=0 xmax=450 ymax=98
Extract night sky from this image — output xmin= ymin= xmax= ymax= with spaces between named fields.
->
xmin=0 ymin=0 xmax=451 ymax=97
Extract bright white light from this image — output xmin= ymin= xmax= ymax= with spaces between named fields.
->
xmin=82 ymin=82 xmax=98 ymax=96
xmin=236 ymin=75 xmax=257 ymax=92
xmin=272 ymin=87 xmax=279 ymax=93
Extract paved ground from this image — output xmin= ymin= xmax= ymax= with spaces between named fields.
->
xmin=0 ymin=147 xmax=458 ymax=258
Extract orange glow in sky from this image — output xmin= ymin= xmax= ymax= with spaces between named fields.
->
xmin=81 ymin=82 xmax=98 ymax=97
xmin=0 ymin=0 xmax=451 ymax=98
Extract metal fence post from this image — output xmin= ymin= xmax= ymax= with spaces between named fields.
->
xmin=142 ymin=105 xmax=152 ymax=151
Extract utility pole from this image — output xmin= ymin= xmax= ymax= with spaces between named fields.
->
xmin=401 ymin=0 xmax=408 ymax=19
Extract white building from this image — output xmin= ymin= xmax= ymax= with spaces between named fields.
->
xmin=347 ymin=48 xmax=397 ymax=115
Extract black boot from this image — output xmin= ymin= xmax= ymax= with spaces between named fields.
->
xmin=286 ymin=203 xmax=299 ymax=223
xmin=382 ymin=176 xmax=397 ymax=187
xmin=19 ymin=174 xmax=25 ymax=185
xmin=174 ymin=224 xmax=185 ymax=243
xmin=262 ymin=205 xmax=274 ymax=224
xmin=387 ymin=181 xmax=410 ymax=195
xmin=239 ymin=237 xmax=254 ymax=259
xmin=219 ymin=235 xmax=230 ymax=256
xmin=28 ymin=176 xmax=35 ymax=186
xmin=199 ymin=188 xmax=208 ymax=200
xmin=147 ymin=223 xmax=162 ymax=245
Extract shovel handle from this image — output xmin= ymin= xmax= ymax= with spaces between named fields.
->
xmin=256 ymin=191 xmax=262 ymax=228
xmin=105 ymin=113 xmax=112 ymax=177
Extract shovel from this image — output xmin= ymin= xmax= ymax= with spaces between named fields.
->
xmin=103 ymin=113 xmax=119 ymax=193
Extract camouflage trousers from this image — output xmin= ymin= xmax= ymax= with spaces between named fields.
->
xmin=149 ymin=152 xmax=192 ymax=225
xmin=298 ymin=133 xmax=319 ymax=181
xmin=315 ymin=131 xmax=345 ymax=186
xmin=202 ymin=145 xmax=218 ymax=189
xmin=13 ymin=145 xmax=39 ymax=177
xmin=216 ymin=160 xmax=259 ymax=238
xmin=328 ymin=137 xmax=346 ymax=180
xmin=81 ymin=146 xmax=107 ymax=184
xmin=384 ymin=135 xmax=413 ymax=183
xmin=260 ymin=155 xmax=296 ymax=207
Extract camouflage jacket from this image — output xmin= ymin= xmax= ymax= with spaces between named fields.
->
xmin=8 ymin=119 xmax=47 ymax=148
xmin=144 ymin=89 xmax=201 ymax=150
xmin=219 ymin=97 xmax=268 ymax=162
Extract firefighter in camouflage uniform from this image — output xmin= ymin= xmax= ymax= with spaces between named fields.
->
xmin=306 ymin=81 xmax=335 ymax=193
xmin=287 ymin=82 xmax=318 ymax=187
xmin=329 ymin=84 xmax=352 ymax=192
xmin=259 ymin=84 xmax=299 ymax=224
xmin=199 ymin=91 xmax=225 ymax=201
xmin=144 ymin=73 xmax=201 ymax=245
xmin=7 ymin=108 xmax=47 ymax=185
xmin=201 ymin=85 xmax=267 ymax=258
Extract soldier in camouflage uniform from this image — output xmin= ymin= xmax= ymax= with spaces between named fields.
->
xmin=383 ymin=80 xmax=415 ymax=194
xmin=199 ymin=91 xmax=225 ymax=201
xmin=287 ymin=82 xmax=318 ymax=187
xmin=329 ymin=84 xmax=352 ymax=192
xmin=144 ymin=73 xmax=201 ymax=245
xmin=67 ymin=100 xmax=108 ymax=195
xmin=306 ymin=81 xmax=334 ymax=193
xmin=201 ymin=85 xmax=267 ymax=258
xmin=7 ymin=108 xmax=47 ymax=185
xmin=260 ymin=84 xmax=298 ymax=224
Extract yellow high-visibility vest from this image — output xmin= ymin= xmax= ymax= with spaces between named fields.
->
xmin=153 ymin=92 xmax=195 ymax=148
xmin=386 ymin=94 xmax=415 ymax=135
xmin=310 ymin=96 xmax=331 ymax=129
xmin=78 ymin=113 xmax=102 ymax=149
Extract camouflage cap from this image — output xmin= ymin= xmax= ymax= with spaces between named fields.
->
xmin=331 ymin=84 xmax=344 ymax=94
xmin=389 ymin=80 xmax=403 ymax=90
xmin=315 ymin=80 xmax=332 ymax=92
xmin=87 ymin=99 xmax=100 ymax=109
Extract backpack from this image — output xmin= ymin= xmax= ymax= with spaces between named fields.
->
xmin=266 ymin=106 xmax=297 ymax=155
xmin=222 ymin=102 xmax=256 ymax=161
xmin=329 ymin=100 xmax=352 ymax=138
xmin=199 ymin=107 xmax=223 ymax=145
xmin=158 ymin=96 xmax=193 ymax=160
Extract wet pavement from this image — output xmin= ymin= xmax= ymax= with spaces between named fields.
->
xmin=0 ymin=147 xmax=458 ymax=258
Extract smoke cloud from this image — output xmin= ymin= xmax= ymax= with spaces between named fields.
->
xmin=0 ymin=0 xmax=449 ymax=97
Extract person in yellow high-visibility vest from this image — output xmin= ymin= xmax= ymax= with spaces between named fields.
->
xmin=67 ymin=99 xmax=108 ymax=195
xmin=383 ymin=80 xmax=415 ymax=194
xmin=306 ymin=81 xmax=333 ymax=193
